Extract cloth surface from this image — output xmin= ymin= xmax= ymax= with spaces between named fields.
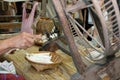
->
xmin=0 ymin=60 xmax=16 ymax=74
xmin=0 ymin=74 xmax=25 ymax=80
xmin=0 ymin=61 xmax=25 ymax=80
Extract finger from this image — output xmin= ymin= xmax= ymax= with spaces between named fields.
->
xmin=21 ymin=38 xmax=33 ymax=48
xmin=25 ymin=34 xmax=42 ymax=47
xmin=25 ymin=41 xmax=33 ymax=48
xmin=34 ymin=34 xmax=42 ymax=39
xmin=21 ymin=32 xmax=34 ymax=39
xmin=23 ymin=33 xmax=35 ymax=43
xmin=25 ymin=36 xmax=35 ymax=44
xmin=23 ymin=32 xmax=42 ymax=40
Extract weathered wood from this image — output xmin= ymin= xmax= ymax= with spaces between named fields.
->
xmin=0 ymin=15 xmax=22 ymax=22
xmin=66 ymin=0 xmax=93 ymax=13
xmin=41 ymin=0 xmax=47 ymax=17
xmin=52 ymin=0 xmax=86 ymax=74
xmin=0 ymin=22 xmax=21 ymax=29
xmin=0 ymin=33 xmax=18 ymax=40
xmin=4 ymin=46 xmax=77 ymax=80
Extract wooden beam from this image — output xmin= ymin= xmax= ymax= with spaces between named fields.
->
xmin=0 ymin=15 xmax=22 ymax=22
xmin=0 ymin=22 xmax=21 ymax=29
xmin=41 ymin=0 xmax=47 ymax=17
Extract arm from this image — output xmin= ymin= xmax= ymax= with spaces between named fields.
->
xmin=0 ymin=40 xmax=13 ymax=55
xmin=0 ymin=32 xmax=40 ymax=55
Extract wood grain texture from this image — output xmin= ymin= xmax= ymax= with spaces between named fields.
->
xmin=5 ymin=46 xmax=77 ymax=80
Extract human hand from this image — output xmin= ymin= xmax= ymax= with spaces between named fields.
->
xmin=6 ymin=32 xmax=41 ymax=49
xmin=21 ymin=2 xmax=38 ymax=34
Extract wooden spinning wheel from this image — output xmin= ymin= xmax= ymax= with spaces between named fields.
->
xmin=52 ymin=0 xmax=120 ymax=80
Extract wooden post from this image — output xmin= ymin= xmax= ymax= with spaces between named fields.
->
xmin=52 ymin=0 xmax=86 ymax=75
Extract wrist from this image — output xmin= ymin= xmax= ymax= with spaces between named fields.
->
xmin=0 ymin=40 xmax=16 ymax=55
xmin=2 ymin=39 xmax=14 ymax=49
